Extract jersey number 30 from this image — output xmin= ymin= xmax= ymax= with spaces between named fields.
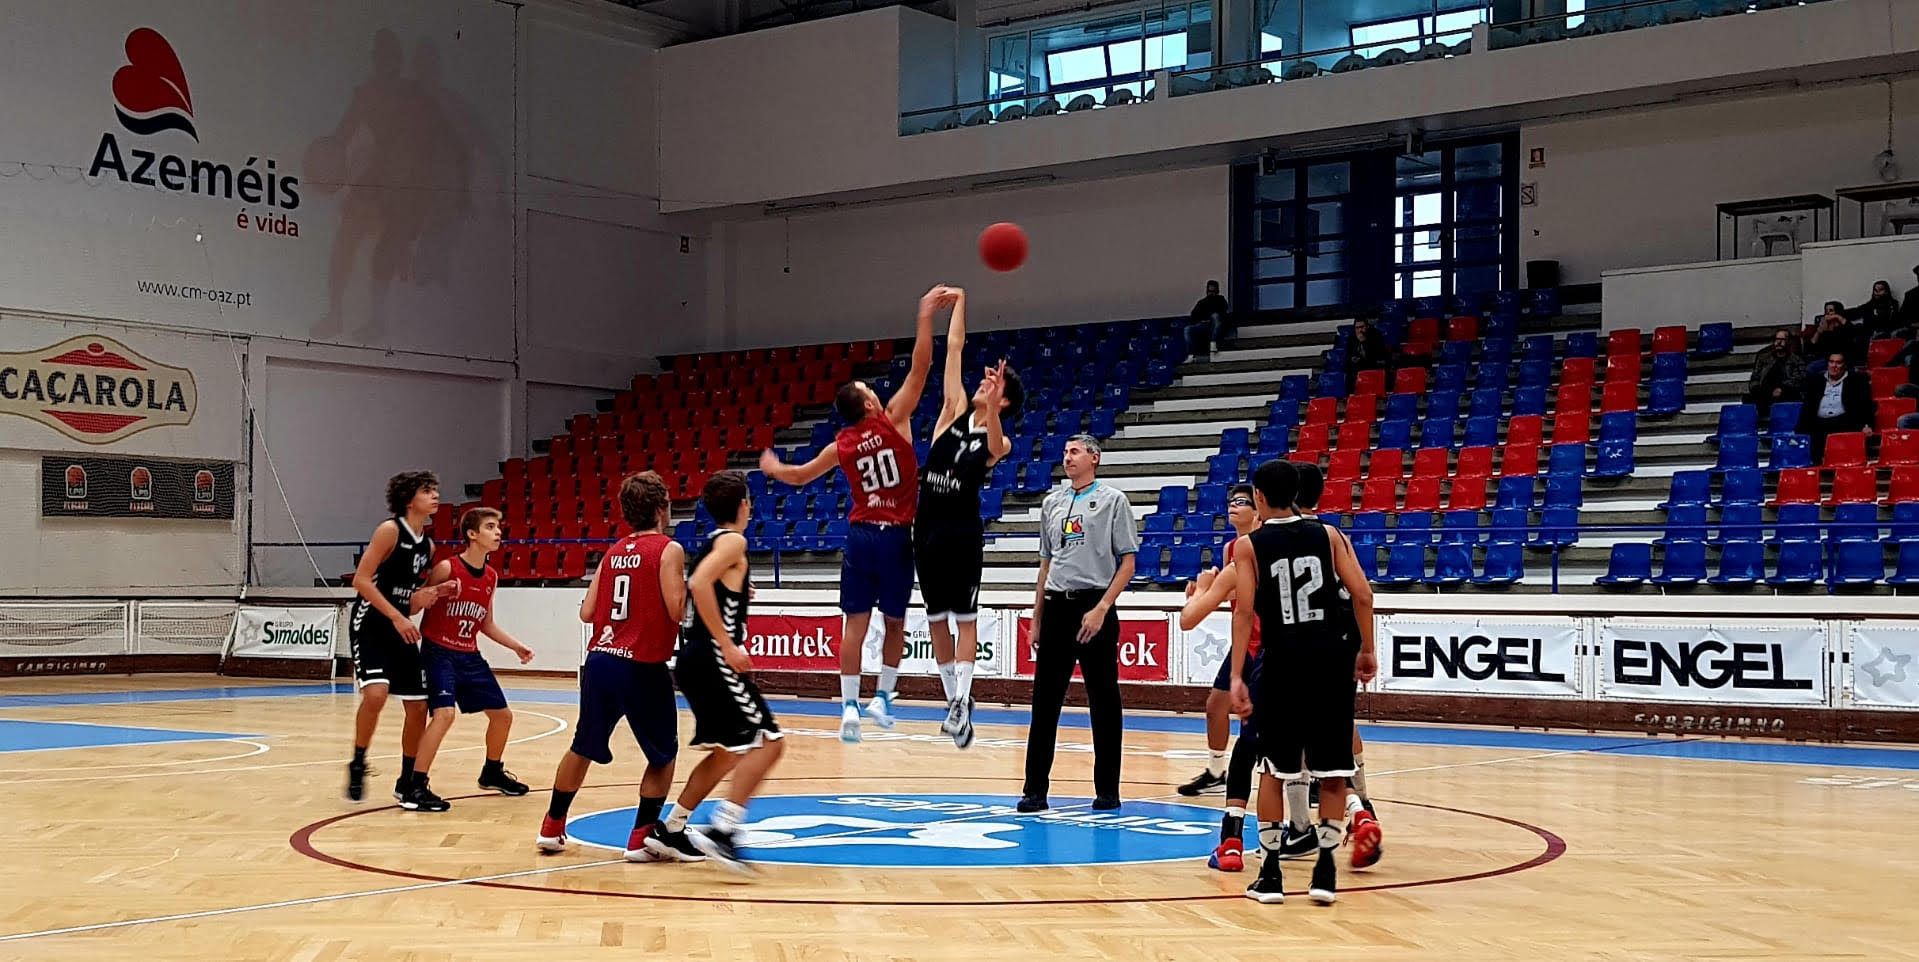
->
xmin=855 ymin=449 xmax=901 ymax=493
xmin=1267 ymin=556 xmax=1325 ymax=624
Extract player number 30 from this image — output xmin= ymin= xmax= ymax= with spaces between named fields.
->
xmin=855 ymin=449 xmax=901 ymax=493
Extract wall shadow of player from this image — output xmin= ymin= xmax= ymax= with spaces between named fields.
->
xmin=305 ymin=30 xmax=506 ymax=345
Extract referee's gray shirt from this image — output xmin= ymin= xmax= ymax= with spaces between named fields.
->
xmin=1038 ymin=480 xmax=1140 ymax=591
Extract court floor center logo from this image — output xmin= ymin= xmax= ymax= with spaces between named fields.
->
xmin=113 ymin=28 xmax=196 ymax=140
xmin=568 ymin=793 xmax=1236 ymax=868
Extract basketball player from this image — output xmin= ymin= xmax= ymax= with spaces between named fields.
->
xmin=1176 ymin=482 xmax=1259 ymax=799
xmin=345 ymin=471 xmax=441 ymax=803
xmin=406 ymin=506 xmax=533 ymax=812
xmin=661 ymin=471 xmax=785 ymax=874
xmin=916 ymin=287 xmax=1021 ymax=748
xmin=1292 ymin=463 xmax=1382 ymax=869
xmin=760 ymin=285 xmax=951 ymax=743
xmin=538 ymin=472 xmax=694 ymax=861
xmin=1231 ymin=459 xmax=1377 ymax=905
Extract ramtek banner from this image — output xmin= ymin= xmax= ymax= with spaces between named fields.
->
xmin=226 ymin=606 xmax=337 ymax=660
xmin=1014 ymin=612 xmax=1173 ymax=682
xmin=1379 ymin=614 xmax=1582 ymax=698
xmin=1598 ymin=618 xmax=1826 ymax=706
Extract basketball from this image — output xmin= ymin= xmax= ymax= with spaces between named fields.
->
xmin=979 ymin=222 xmax=1028 ymax=272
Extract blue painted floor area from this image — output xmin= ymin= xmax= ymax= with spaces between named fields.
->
xmin=5 ymin=680 xmax=1919 ymax=772
xmin=0 ymin=719 xmax=256 ymax=754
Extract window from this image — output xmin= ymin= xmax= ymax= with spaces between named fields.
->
xmin=1351 ymin=7 xmax=1485 ymax=57
xmin=985 ymin=1 xmax=1211 ymax=103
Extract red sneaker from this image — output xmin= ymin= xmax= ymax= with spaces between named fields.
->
xmin=624 ymin=823 xmax=658 ymax=862
xmin=1349 ymin=810 xmax=1382 ymax=869
xmin=536 ymin=815 xmax=568 ymax=853
xmin=1209 ymin=836 xmax=1245 ymax=872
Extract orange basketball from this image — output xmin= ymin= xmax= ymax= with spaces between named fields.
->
xmin=979 ymin=222 xmax=1028 ymax=272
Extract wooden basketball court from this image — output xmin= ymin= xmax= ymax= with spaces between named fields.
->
xmin=3 ymin=674 xmax=1916 ymax=960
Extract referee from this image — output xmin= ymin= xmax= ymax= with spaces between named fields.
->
xmin=1018 ymin=434 xmax=1139 ymax=813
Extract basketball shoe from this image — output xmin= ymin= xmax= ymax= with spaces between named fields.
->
xmin=535 ymin=815 xmax=568 ymax=853
xmin=1209 ymin=837 xmax=1245 ymax=872
xmin=1349 ymin=808 xmax=1383 ymax=869
xmin=643 ymin=824 xmax=708 ymax=863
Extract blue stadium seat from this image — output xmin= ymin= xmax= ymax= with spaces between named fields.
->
xmin=1316 ymin=512 xmax=1343 ymax=532
xmin=1166 ymin=544 xmax=1204 ymax=583
xmin=1142 ymin=512 xmax=1177 ymax=545
xmin=987 ymin=460 xmax=1018 ymax=491
xmin=1440 ymin=510 xmax=1483 ymax=544
xmin=1659 ymin=471 xmax=1711 ymax=509
xmin=1157 ymin=485 xmax=1188 ymax=515
xmin=1891 ymin=501 xmax=1919 ymax=543
xmin=1219 ymin=428 xmax=1251 ymax=456
xmin=1708 ymin=541 xmax=1766 ymax=585
xmin=1710 ymin=404 xmax=1759 ymax=446
xmin=1414 ymin=295 xmax=1445 ymax=316
xmin=1378 ymin=419 xmax=1415 ymax=450
xmin=1522 ymin=334 xmax=1555 ymax=363
xmin=1208 ymin=454 xmax=1241 ymax=485
xmin=1317 ymin=371 xmax=1348 ymax=398
xmin=1766 ymin=402 xmax=1802 ymax=439
xmin=1421 ymin=418 xmax=1458 ymax=450
xmin=779 ymin=494 xmax=807 ymax=519
xmin=1767 ymin=503 xmax=1822 ymax=545
xmin=1195 ymin=484 xmax=1229 ymax=517
xmin=1719 ymin=469 xmax=1763 ymax=506
xmin=1392 ymin=511 xmax=1437 ymax=545
xmin=1268 ymin=399 xmax=1301 ymax=429
xmin=1768 ymin=433 xmax=1813 ymax=470
xmin=746 ymin=472 xmax=770 ymax=498
xmin=1481 ymin=337 xmax=1516 ymax=363
xmin=1831 ymin=540 xmax=1884 ymax=584
xmin=1379 ymin=543 xmax=1427 ymax=585
xmin=1696 ymin=322 xmax=1734 ymax=358
xmin=1766 ymin=541 xmax=1825 ymax=585
xmin=1427 ymin=390 xmax=1464 ymax=422
xmin=1353 ymin=542 xmax=1381 ymax=581
xmin=1547 ymin=443 xmax=1587 ymax=476
xmin=1652 ymin=353 xmax=1688 ymax=382
xmin=1349 ymin=511 xmax=1389 ymax=547
xmin=818 ymin=519 xmax=850 ymax=550
xmin=1589 ymin=438 xmax=1634 ymax=477
xmin=1531 ymin=506 xmax=1581 ymax=546
xmin=1087 ymin=408 xmax=1118 ymax=438
xmin=1019 ymin=461 xmax=1053 ymax=494
xmin=1434 ymin=364 xmax=1468 ymax=393
xmin=1518 ymin=359 xmax=1553 ymax=389
xmin=1513 ymin=386 xmax=1548 ymax=417
xmin=1564 ymin=331 xmax=1597 ymax=358
xmin=783 ymin=520 xmax=819 ymax=552
xmin=1710 ymin=503 xmax=1764 ymax=545
xmin=1488 ymin=507 xmax=1530 ymax=544
xmin=1886 ymin=541 xmax=1919 ymax=584
xmin=1646 ymin=378 xmax=1687 ymax=416
xmin=1279 ymin=375 xmax=1311 ymax=403
xmin=1257 ymin=425 xmax=1291 ymax=455
xmin=1654 ymin=504 xmax=1709 ymax=545
xmin=1596 ymin=543 xmax=1653 ymax=585
xmin=1652 ymin=541 xmax=1708 ymax=584
xmin=1441 ymin=340 xmax=1474 ymax=364
xmin=1384 ymin=393 xmax=1421 ymax=422
xmin=1475 ymin=362 xmax=1511 ymax=393
xmin=979 ymin=488 xmax=1005 ymax=520
xmin=1532 ymin=288 xmax=1562 ymax=316
xmin=1495 ymin=476 xmax=1537 ymax=510
xmin=1831 ymin=502 xmax=1880 ymax=542
xmin=1425 ymin=543 xmax=1474 ymax=584
xmin=1145 ymin=360 xmax=1174 ymax=388
xmin=1469 ymin=388 xmax=1504 ymax=422
xmin=1713 ymin=434 xmax=1759 ymax=472
xmin=1599 ymin=411 xmax=1638 ymax=443
xmin=1464 ymin=416 xmax=1501 ymax=448
xmin=1544 ymin=474 xmax=1584 ymax=508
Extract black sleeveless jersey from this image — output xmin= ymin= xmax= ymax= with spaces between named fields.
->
xmin=1248 ymin=516 xmax=1345 ymax=654
xmin=918 ymin=414 xmax=994 ymax=527
xmin=682 ymin=530 xmax=751 ymax=645
xmin=356 ymin=516 xmax=433 ymax=614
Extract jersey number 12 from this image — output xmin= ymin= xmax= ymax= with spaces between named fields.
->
xmin=1268 ymin=557 xmax=1325 ymax=624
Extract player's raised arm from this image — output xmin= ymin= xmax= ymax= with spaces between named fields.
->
xmin=886 ymin=284 xmax=951 ymax=430
xmin=938 ymin=288 xmax=970 ymax=424
xmin=1329 ymin=529 xmax=1377 ymax=682
xmin=978 ymin=361 xmax=1013 ymax=465
xmin=759 ymin=445 xmax=839 ymax=487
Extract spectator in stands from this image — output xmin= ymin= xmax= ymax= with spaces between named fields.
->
xmin=1797 ymin=351 xmax=1875 ymax=462
xmin=1849 ymin=280 xmax=1902 ymax=336
xmin=1807 ymin=302 xmax=1863 ymax=366
xmin=1742 ymin=328 xmax=1805 ymax=417
xmin=1346 ymin=317 xmax=1391 ymax=377
xmin=1187 ymin=280 xmax=1232 ymax=358
xmin=1898 ymin=265 xmax=1919 ymax=333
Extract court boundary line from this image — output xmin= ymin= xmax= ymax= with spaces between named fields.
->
xmin=0 ymin=739 xmax=270 ymax=774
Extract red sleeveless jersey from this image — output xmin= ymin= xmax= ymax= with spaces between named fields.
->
xmin=420 ymin=556 xmax=497 ymax=654
xmin=1227 ymin=536 xmax=1262 ymax=659
xmin=589 ymin=531 xmax=678 ymax=663
xmin=836 ymin=414 xmax=918 ymax=525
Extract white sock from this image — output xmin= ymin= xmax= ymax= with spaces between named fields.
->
xmin=954 ymin=660 xmax=975 ymax=701
xmin=1316 ymin=818 xmax=1348 ymax=850
xmin=937 ymin=661 xmax=957 ymax=701
xmin=1346 ymin=792 xmax=1365 ymax=818
xmin=1351 ymin=753 xmax=1369 ymax=800
xmin=663 ymin=804 xmax=688 ymax=833
xmin=840 ymin=674 xmax=860 ymax=708
xmin=1207 ymin=750 xmax=1228 ymax=777
xmin=1226 ymin=804 xmax=1246 ymax=819
xmin=878 ymin=665 xmax=899 ymax=697
xmin=713 ymin=800 xmax=745 ymax=832
xmin=1285 ymin=778 xmax=1312 ymax=832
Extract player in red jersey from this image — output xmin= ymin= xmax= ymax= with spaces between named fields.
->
xmin=760 ymin=284 xmax=951 ymax=744
xmin=406 ymin=506 xmax=534 ymax=813
xmin=537 ymin=472 xmax=695 ymax=861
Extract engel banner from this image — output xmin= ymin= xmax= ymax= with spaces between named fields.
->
xmin=1598 ymin=618 xmax=1826 ymax=706
xmin=225 ymin=606 xmax=337 ymax=660
xmin=1378 ymin=614 xmax=1582 ymax=698
xmin=0 ymin=2 xmax=514 ymax=360
xmin=1013 ymin=611 xmax=1173 ymax=682
xmin=1848 ymin=621 xmax=1919 ymax=710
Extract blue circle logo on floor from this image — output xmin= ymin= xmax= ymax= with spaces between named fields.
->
xmin=569 ymin=793 xmax=1233 ymax=868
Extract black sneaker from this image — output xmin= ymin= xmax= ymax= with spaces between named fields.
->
xmin=479 ymin=767 xmax=530 ymax=796
xmin=1015 ymin=794 xmax=1048 ymax=813
xmin=1360 ymin=797 xmax=1377 ymax=819
xmin=642 ymin=823 xmax=708 ymax=863
xmin=401 ymin=778 xmax=451 ymax=813
xmin=1278 ymin=823 xmax=1319 ymax=860
xmin=1245 ymin=851 xmax=1285 ymax=904
xmin=1092 ymin=795 xmax=1120 ymax=811
xmin=1176 ymin=769 xmax=1227 ymax=796
xmin=394 ymin=774 xmax=411 ymax=801
xmin=345 ymin=759 xmax=367 ymax=803
xmin=690 ymin=825 xmax=751 ymax=875
xmin=1309 ymin=847 xmax=1338 ymax=904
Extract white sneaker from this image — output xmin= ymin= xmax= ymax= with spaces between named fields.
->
xmin=866 ymin=690 xmax=896 ymax=730
xmin=839 ymin=703 xmax=862 ymax=743
xmin=952 ymin=697 xmax=975 ymax=750
xmin=940 ymin=698 xmax=964 ymax=735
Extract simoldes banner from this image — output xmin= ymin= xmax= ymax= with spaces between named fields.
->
xmin=226 ymin=606 xmax=338 ymax=660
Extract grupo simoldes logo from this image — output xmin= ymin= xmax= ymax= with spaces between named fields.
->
xmin=87 ymin=28 xmax=302 ymax=236
xmin=0 ymin=336 xmax=197 ymax=443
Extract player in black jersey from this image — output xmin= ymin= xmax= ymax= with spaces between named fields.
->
xmin=345 ymin=471 xmax=449 ymax=803
xmin=663 ymin=471 xmax=784 ymax=875
xmin=1231 ymin=459 xmax=1376 ymax=906
xmin=915 ymin=286 xmax=1022 ymax=748
xmin=1292 ymin=463 xmax=1382 ymax=869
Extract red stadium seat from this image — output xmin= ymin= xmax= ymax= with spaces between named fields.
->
xmin=1448 ymin=476 xmax=1488 ymax=511
xmin=1869 ymin=338 xmax=1907 ymax=369
xmin=1360 ymin=478 xmax=1399 ymax=513
xmin=1825 ymin=431 xmax=1869 ymax=468
xmin=1826 ymin=466 xmax=1878 ymax=505
xmin=1406 ymin=317 xmax=1441 ymax=350
xmin=1368 ymin=448 xmax=1406 ymax=481
xmin=1456 ymin=446 xmax=1494 ymax=478
xmin=1402 ymin=477 xmax=1443 ymax=513
xmin=1353 ymin=368 xmax=1387 ymax=397
xmin=1295 ymin=423 xmax=1331 ymax=454
xmin=1344 ymin=393 xmax=1379 ymax=425
xmin=1501 ymin=443 xmax=1541 ymax=477
xmin=1319 ymin=480 xmax=1356 ymax=514
xmin=1603 ymin=353 xmax=1641 ymax=385
xmin=1606 ymin=329 xmax=1642 ymax=357
xmin=1881 ymin=396 xmax=1917 ymax=432
xmin=1560 ymin=357 xmax=1596 ymax=388
xmin=1554 ymin=383 xmax=1591 ymax=417
xmin=1881 ymin=429 xmax=1919 ymax=467
xmin=1507 ymin=415 xmax=1545 ymax=447
xmin=1305 ymin=397 xmax=1340 ymax=426
xmin=1412 ymin=447 xmax=1450 ymax=479
xmin=1336 ymin=422 xmax=1372 ymax=451
xmin=1600 ymin=380 xmax=1638 ymax=414
xmin=1651 ymin=325 xmax=1688 ymax=355
xmin=1770 ymin=468 xmax=1821 ymax=506
xmin=1326 ymin=449 xmax=1364 ymax=485
xmin=1891 ymin=467 xmax=1919 ymax=504
xmin=558 ymin=546 xmax=588 ymax=580
xmin=1447 ymin=316 xmax=1479 ymax=342
xmin=1393 ymin=367 xmax=1429 ymax=395
xmin=1872 ymin=367 xmax=1905 ymax=401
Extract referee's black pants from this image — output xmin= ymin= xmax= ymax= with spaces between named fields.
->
xmin=1021 ymin=589 xmax=1123 ymax=801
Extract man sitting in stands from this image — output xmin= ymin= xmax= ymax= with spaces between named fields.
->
xmin=1797 ymin=352 xmax=1875 ymax=462
xmin=1743 ymin=329 xmax=1804 ymax=418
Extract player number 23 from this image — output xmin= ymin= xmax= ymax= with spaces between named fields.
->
xmin=1267 ymin=556 xmax=1325 ymax=624
xmin=855 ymin=449 xmax=901 ymax=493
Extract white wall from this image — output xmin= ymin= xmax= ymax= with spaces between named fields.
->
xmin=1801 ymin=234 xmax=1919 ymax=320
xmin=703 ymin=166 xmax=1228 ymax=350
xmin=1601 ymin=256 xmax=1802 ymax=334
xmin=525 ymin=381 xmax=612 ymax=451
